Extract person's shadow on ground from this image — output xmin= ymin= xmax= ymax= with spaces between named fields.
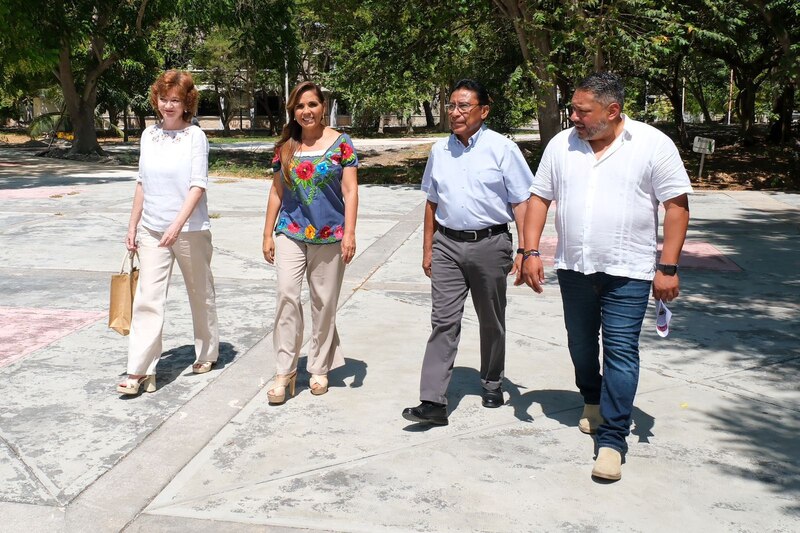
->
xmin=404 ymin=366 xmax=656 ymax=439
xmin=117 ymin=341 xmax=238 ymax=397
xmin=294 ymin=355 xmax=367 ymax=393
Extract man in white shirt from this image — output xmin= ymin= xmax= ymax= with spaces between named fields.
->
xmin=522 ymin=72 xmax=692 ymax=480
xmin=402 ymin=79 xmax=534 ymax=426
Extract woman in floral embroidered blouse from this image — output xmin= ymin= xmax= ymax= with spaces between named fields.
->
xmin=262 ymin=81 xmax=359 ymax=405
xmin=117 ymin=70 xmax=219 ymax=396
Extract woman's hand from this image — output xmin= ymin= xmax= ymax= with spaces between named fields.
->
xmin=159 ymin=222 xmax=182 ymax=247
xmin=341 ymin=233 xmax=356 ymax=264
xmin=263 ymin=234 xmax=275 ymax=264
xmin=125 ymin=227 xmax=138 ymax=252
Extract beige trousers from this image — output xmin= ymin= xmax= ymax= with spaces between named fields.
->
xmin=127 ymin=227 xmax=219 ymax=375
xmin=273 ymin=234 xmax=346 ymax=375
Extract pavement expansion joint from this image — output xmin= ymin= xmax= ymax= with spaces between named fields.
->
xmin=0 ymin=429 xmax=63 ymax=505
xmin=145 ymin=415 xmax=571 ymax=513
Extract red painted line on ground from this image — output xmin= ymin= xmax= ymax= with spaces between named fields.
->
xmin=536 ymin=237 xmax=741 ymax=271
xmin=0 ymin=307 xmax=106 ymax=369
xmin=0 ymin=187 xmax=82 ymax=199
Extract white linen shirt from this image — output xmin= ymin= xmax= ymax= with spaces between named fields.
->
xmin=421 ymin=125 xmax=534 ymax=230
xmin=530 ymin=115 xmax=692 ymax=280
xmin=137 ymin=124 xmax=211 ymax=232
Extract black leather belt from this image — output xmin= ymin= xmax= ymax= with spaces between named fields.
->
xmin=438 ymin=223 xmax=508 ymax=242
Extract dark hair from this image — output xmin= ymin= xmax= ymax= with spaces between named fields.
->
xmin=150 ymin=70 xmax=199 ymax=122
xmin=451 ymin=79 xmax=492 ymax=105
xmin=576 ymin=72 xmax=625 ymax=111
xmin=275 ymin=81 xmax=326 ymax=184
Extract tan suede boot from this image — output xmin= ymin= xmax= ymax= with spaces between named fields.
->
xmin=578 ymin=404 xmax=603 ymax=434
xmin=592 ymin=447 xmax=622 ymax=480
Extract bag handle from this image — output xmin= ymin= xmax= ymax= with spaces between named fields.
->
xmin=119 ymin=250 xmax=140 ymax=274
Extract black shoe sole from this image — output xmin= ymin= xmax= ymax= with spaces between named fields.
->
xmin=482 ymin=400 xmax=504 ymax=408
xmin=402 ymin=411 xmax=448 ymax=426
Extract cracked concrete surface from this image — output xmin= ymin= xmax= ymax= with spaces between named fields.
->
xmin=0 ymin=145 xmax=798 ymax=532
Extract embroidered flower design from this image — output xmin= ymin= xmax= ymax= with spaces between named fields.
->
xmin=277 ymin=217 xmax=289 ymax=231
xmin=315 ymin=162 xmax=330 ymax=175
xmin=331 ymin=152 xmax=342 ymax=164
xmin=334 ymin=225 xmax=344 ymax=239
xmin=288 ymin=221 xmax=301 ymax=234
xmin=340 ymin=142 xmax=353 ymax=160
xmin=305 ymin=225 xmax=316 ymax=239
xmin=318 ymin=226 xmax=332 ymax=239
xmin=295 ymin=160 xmax=314 ymax=181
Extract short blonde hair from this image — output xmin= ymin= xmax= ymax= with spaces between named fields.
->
xmin=149 ymin=70 xmax=199 ymax=121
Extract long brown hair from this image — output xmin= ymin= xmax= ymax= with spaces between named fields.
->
xmin=275 ymin=81 xmax=325 ymax=184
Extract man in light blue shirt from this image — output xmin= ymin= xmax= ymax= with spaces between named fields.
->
xmin=402 ymin=79 xmax=534 ymax=426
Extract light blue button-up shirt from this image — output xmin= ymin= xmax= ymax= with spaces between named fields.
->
xmin=421 ymin=125 xmax=534 ymax=230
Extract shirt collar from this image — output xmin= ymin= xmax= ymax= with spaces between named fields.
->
xmin=450 ymin=123 xmax=487 ymax=149
xmin=620 ymin=114 xmax=633 ymax=141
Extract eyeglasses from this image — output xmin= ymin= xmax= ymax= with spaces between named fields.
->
xmin=444 ymin=103 xmax=483 ymax=114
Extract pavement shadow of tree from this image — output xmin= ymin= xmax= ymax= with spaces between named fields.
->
xmin=648 ymin=204 xmax=799 ymax=514
xmin=709 ymin=394 xmax=800 ymax=516
xmin=647 ymin=206 xmax=800 ymax=370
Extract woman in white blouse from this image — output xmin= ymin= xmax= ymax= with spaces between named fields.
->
xmin=117 ymin=70 xmax=219 ymax=395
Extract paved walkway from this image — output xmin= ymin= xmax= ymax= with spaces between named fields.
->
xmin=0 ymin=143 xmax=798 ymax=532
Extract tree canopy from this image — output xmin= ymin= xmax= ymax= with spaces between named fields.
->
xmin=1 ymin=0 xmax=797 ymax=153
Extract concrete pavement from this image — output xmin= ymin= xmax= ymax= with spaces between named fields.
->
xmin=0 ymin=142 xmax=798 ymax=532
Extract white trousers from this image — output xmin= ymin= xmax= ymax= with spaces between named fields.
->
xmin=273 ymin=234 xmax=346 ymax=375
xmin=127 ymin=227 xmax=219 ymax=375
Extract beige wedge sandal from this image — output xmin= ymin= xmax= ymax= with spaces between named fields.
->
xmin=309 ymin=374 xmax=328 ymax=396
xmin=117 ymin=375 xmax=156 ymax=395
xmin=267 ymin=371 xmax=297 ymax=405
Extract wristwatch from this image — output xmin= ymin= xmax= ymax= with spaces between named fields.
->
xmin=657 ymin=263 xmax=678 ymax=276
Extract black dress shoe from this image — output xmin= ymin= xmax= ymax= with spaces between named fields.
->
xmin=402 ymin=401 xmax=448 ymax=425
xmin=481 ymin=388 xmax=504 ymax=408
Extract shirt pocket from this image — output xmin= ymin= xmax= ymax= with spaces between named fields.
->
xmin=474 ymin=168 xmax=506 ymax=199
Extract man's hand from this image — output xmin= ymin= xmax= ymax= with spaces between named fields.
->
xmin=652 ymin=271 xmax=679 ymax=301
xmin=521 ymin=256 xmax=545 ymax=293
xmin=511 ymin=253 xmax=523 ymax=285
xmin=422 ymin=247 xmax=432 ymax=278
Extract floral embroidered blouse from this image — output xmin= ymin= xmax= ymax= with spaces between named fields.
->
xmin=272 ymin=133 xmax=358 ymax=244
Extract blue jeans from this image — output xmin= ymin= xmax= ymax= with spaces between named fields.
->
xmin=557 ymin=269 xmax=651 ymax=453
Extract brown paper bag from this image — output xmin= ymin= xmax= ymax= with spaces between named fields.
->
xmin=108 ymin=251 xmax=139 ymax=336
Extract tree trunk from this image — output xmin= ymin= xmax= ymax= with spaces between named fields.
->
xmin=439 ymin=86 xmax=450 ymax=132
xmin=497 ymin=2 xmax=561 ymax=145
xmin=136 ymin=112 xmax=146 ymax=132
xmin=536 ymin=83 xmax=561 ymax=146
xmin=669 ymin=93 xmax=689 ymax=149
xmin=123 ymin=106 xmax=129 ymax=143
xmin=769 ymin=83 xmax=794 ymax=144
xmin=58 ymin=46 xmax=106 ymax=155
xmin=69 ymin=101 xmax=103 ymax=155
xmin=377 ymin=114 xmax=384 ymax=134
xmin=406 ymin=113 xmax=414 ymax=134
xmin=737 ymin=75 xmax=758 ymax=146
xmin=687 ymin=80 xmax=714 ymax=123
xmin=422 ymin=100 xmax=435 ymax=128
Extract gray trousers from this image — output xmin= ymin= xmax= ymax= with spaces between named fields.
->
xmin=420 ymin=230 xmax=513 ymax=405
